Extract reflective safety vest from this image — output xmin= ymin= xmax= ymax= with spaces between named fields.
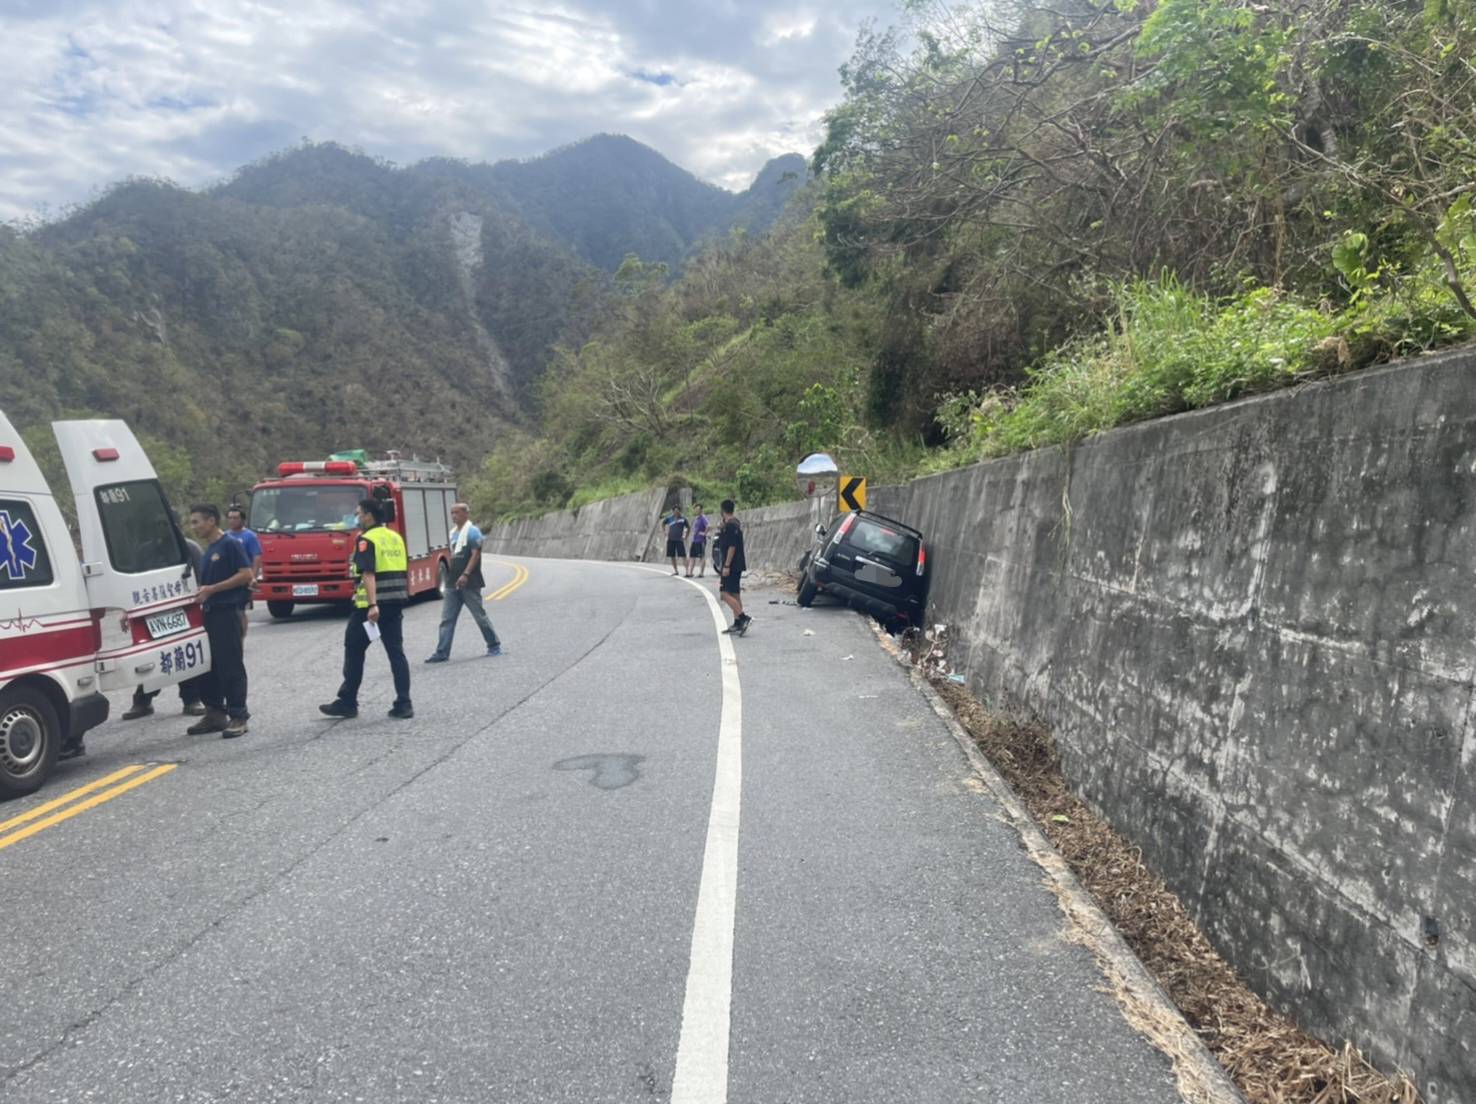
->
xmin=352 ymin=524 xmax=410 ymax=607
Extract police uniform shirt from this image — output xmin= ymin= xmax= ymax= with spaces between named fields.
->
xmin=354 ymin=526 xmax=408 ymax=604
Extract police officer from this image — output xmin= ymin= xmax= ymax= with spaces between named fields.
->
xmin=319 ymin=496 xmax=413 ymax=720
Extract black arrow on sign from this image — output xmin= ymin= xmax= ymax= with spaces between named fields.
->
xmin=840 ymin=476 xmax=864 ymax=512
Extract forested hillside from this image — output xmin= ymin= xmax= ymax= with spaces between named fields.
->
xmin=478 ymin=0 xmax=1476 ymax=518
xmin=0 ymin=137 xmax=804 ymax=504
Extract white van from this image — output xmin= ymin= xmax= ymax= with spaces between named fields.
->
xmin=0 ymin=411 xmax=211 ymax=797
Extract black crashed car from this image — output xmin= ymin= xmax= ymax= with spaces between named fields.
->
xmin=797 ymin=509 xmax=929 ymax=629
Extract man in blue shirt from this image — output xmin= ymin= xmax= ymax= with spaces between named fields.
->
xmin=425 ymin=502 xmax=503 ymax=663
xmin=189 ymin=503 xmax=254 ymax=738
xmin=225 ymin=506 xmax=262 ymax=637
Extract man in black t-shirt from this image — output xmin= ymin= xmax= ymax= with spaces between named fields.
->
xmin=664 ymin=506 xmax=689 ymax=576
xmin=717 ymin=499 xmax=750 ymax=636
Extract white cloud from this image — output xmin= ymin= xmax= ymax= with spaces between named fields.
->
xmin=0 ymin=0 xmax=901 ymax=223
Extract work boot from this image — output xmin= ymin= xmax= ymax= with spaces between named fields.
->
xmin=121 ymin=701 xmax=154 ymax=720
xmin=186 ymin=709 xmax=228 ymax=735
xmin=222 ymin=716 xmax=249 ymax=739
xmin=387 ymin=703 xmax=414 ymax=719
xmin=318 ymin=701 xmax=358 ymax=718
xmin=182 ymin=701 xmax=207 ymax=716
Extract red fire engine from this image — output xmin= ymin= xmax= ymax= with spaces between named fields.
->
xmin=248 ymin=452 xmax=457 ymax=617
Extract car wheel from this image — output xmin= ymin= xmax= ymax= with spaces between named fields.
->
xmin=267 ymin=600 xmax=295 ymax=619
xmin=0 ymin=686 xmax=61 ymax=799
xmin=797 ymin=578 xmax=818 ymax=607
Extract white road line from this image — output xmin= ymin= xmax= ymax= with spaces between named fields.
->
xmin=631 ymin=564 xmax=743 ymax=1103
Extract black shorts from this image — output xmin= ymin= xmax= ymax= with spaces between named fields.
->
xmin=720 ymin=571 xmax=742 ymax=595
xmin=689 ymin=540 xmax=705 ymax=558
xmin=666 ymin=539 xmax=687 ymax=558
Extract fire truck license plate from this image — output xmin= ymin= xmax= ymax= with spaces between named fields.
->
xmin=145 ymin=609 xmax=189 ymax=639
xmin=292 ymin=584 xmax=319 ymax=597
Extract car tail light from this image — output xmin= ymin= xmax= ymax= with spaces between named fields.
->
xmin=916 ymin=541 xmax=927 ymax=576
xmin=0 ymin=446 xmax=13 ymax=462
xmin=837 ymin=513 xmax=858 ymax=540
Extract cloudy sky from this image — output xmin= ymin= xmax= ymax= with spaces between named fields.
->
xmin=0 ymin=0 xmax=903 ymax=223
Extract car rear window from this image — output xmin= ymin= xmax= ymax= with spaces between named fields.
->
xmin=848 ymin=517 xmax=919 ymax=565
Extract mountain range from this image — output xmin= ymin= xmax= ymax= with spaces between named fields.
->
xmin=0 ymin=135 xmax=807 ymax=497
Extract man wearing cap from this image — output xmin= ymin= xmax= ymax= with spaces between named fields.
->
xmin=319 ymin=496 xmax=413 ymax=720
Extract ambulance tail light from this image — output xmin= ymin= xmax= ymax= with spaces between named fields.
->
xmin=93 ymin=448 xmax=120 ymax=462
xmin=916 ymin=541 xmax=927 ymax=577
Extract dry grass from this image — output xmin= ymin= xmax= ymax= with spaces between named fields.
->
xmin=927 ymin=674 xmax=1421 ymax=1104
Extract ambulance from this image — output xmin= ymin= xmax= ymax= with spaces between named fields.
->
xmin=0 ymin=411 xmax=210 ymax=798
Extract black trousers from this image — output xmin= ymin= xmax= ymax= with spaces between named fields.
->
xmin=199 ymin=606 xmax=249 ymax=719
xmin=336 ymin=604 xmax=410 ymax=709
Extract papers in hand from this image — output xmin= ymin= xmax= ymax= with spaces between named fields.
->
xmin=364 ymin=619 xmax=382 ymax=642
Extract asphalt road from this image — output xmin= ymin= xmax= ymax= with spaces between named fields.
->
xmin=0 ymin=557 xmax=1187 ymax=1103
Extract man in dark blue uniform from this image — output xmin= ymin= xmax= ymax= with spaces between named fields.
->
xmin=189 ymin=504 xmax=254 ymax=738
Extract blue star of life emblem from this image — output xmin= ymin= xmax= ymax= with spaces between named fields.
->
xmin=0 ymin=510 xmax=40 ymax=582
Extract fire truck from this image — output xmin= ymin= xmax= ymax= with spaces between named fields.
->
xmin=248 ymin=451 xmax=457 ymax=617
xmin=0 ymin=410 xmax=211 ymax=797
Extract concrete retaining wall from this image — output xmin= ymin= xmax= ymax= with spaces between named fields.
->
xmin=487 ymin=348 xmax=1476 ymax=1100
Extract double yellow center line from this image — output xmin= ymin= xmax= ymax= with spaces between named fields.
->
xmin=486 ymin=560 xmax=529 ymax=602
xmin=0 ymin=763 xmax=176 ymax=852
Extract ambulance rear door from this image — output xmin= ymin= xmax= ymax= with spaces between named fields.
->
xmin=52 ymin=419 xmax=211 ymax=692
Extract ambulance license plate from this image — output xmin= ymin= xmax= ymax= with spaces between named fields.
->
xmin=145 ymin=609 xmax=189 ymax=639
xmin=292 ymin=584 xmax=319 ymax=597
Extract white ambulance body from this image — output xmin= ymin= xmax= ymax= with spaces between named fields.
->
xmin=0 ymin=411 xmax=210 ymax=798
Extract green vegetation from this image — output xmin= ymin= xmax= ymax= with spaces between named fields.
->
xmin=488 ymin=0 xmax=1476 ymax=518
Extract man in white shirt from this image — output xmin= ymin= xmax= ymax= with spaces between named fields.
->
xmin=425 ymin=502 xmax=504 ymax=663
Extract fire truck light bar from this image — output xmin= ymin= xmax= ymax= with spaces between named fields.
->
xmin=277 ymin=460 xmax=359 ymax=476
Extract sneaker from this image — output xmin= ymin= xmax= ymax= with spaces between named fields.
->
xmin=424 ymin=655 xmax=449 ymax=664
xmin=318 ymin=701 xmax=358 ymax=718
xmin=222 ymin=717 xmax=249 ymax=739
xmin=121 ymin=703 xmax=154 ymax=721
xmin=487 ymin=644 xmax=503 ymax=657
xmin=736 ymin=615 xmax=752 ymax=637
xmin=182 ymin=702 xmax=207 ymax=716
xmin=387 ymin=703 xmax=414 ymax=719
xmin=186 ymin=710 xmax=228 ymax=735
xmin=721 ymin=624 xmax=737 ymax=634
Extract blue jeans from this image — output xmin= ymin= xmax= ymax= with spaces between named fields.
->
xmin=432 ymin=584 xmax=501 ymax=658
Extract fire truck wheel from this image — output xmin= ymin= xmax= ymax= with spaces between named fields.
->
xmin=266 ymin=601 xmax=295 ymax=619
xmin=0 ymin=686 xmax=61 ymax=799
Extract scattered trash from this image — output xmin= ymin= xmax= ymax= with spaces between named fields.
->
xmin=1051 ymin=814 xmax=1072 ymax=825
xmin=768 ymin=599 xmax=780 ymax=604
xmin=946 ymin=673 xmax=967 ymax=685
xmin=842 ymin=654 xmax=854 ymax=661
xmin=802 ymin=629 xmax=815 ymax=636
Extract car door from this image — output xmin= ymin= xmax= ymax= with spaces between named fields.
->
xmin=52 ymin=419 xmax=211 ymax=691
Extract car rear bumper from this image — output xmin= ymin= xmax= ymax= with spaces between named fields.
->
xmin=812 ymin=570 xmax=921 ymax=625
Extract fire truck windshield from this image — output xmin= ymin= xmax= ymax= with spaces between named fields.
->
xmin=250 ymin=485 xmax=365 ymax=533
